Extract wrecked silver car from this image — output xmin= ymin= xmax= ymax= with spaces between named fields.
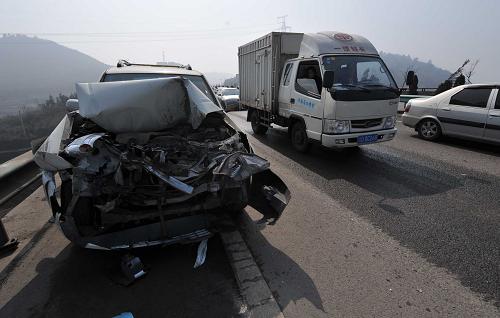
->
xmin=34 ymin=75 xmax=289 ymax=250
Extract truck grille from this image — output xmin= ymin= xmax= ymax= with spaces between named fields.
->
xmin=351 ymin=118 xmax=383 ymax=129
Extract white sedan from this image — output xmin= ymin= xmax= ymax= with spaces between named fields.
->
xmin=402 ymin=84 xmax=500 ymax=144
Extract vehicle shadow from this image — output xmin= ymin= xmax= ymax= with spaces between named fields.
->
xmin=0 ymin=236 xmax=244 ymax=318
xmin=410 ymin=134 xmax=500 ymax=157
xmin=250 ymin=127 xmax=500 ymax=308
xmin=233 ymin=210 xmax=326 ymax=315
xmin=255 ymin=126 xmax=462 ymax=200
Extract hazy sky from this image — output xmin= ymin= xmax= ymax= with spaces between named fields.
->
xmin=1 ymin=0 xmax=499 ymax=82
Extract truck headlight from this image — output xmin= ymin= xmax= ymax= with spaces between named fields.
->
xmin=384 ymin=116 xmax=396 ymax=129
xmin=323 ymin=119 xmax=350 ymax=134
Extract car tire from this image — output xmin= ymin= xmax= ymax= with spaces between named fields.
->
xmin=251 ymin=111 xmax=268 ymax=135
xmin=417 ymin=118 xmax=442 ymax=141
xmin=291 ymin=121 xmax=311 ymax=152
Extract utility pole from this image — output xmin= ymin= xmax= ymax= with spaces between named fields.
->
xmin=162 ymin=50 xmax=165 ymax=62
xmin=277 ymin=15 xmax=291 ymax=32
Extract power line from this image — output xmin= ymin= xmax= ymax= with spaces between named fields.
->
xmin=1 ymin=24 xmax=277 ymax=37
xmin=0 ymin=28 xmax=273 ymax=44
xmin=277 ymin=15 xmax=291 ymax=32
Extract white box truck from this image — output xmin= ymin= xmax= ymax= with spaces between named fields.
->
xmin=238 ymin=31 xmax=400 ymax=152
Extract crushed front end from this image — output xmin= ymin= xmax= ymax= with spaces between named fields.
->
xmin=34 ymin=77 xmax=289 ymax=249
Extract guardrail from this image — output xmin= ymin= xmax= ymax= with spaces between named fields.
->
xmin=398 ymin=94 xmax=432 ymax=113
xmin=400 ymin=88 xmax=436 ymax=94
xmin=0 ymin=151 xmax=41 ymax=218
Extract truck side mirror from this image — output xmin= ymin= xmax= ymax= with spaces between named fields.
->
xmin=323 ymin=71 xmax=334 ymax=88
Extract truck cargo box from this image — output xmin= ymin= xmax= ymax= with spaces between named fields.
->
xmin=238 ymin=32 xmax=303 ymax=115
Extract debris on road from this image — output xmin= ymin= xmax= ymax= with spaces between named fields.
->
xmin=193 ymin=238 xmax=208 ymax=268
xmin=120 ymin=254 xmax=147 ymax=284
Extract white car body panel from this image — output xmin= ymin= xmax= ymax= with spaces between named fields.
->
xmin=402 ymin=84 xmax=500 ymax=144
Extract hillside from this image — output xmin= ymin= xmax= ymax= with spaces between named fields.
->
xmin=204 ymin=72 xmax=235 ymax=86
xmin=380 ymin=52 xmax=451 ymax=88
xmin=223 ymin=74 xmax=239 ymax=87
xmin=0 ymin=34 xmax=108 ymax=115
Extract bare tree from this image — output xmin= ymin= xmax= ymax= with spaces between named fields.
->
xmin=464 ymin=59 xmax=479 ymax=84
xmin=448 ymin=59 xmax=469 ymax=81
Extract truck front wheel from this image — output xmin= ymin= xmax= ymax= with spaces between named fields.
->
xmin=251 ymin=111 xmax=268 ymax=135
xmin=291 ymin=121 xmax=310 ymax=152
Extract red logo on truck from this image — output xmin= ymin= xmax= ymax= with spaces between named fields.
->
xmin=334 ymin=33 xmax=353 ymax=41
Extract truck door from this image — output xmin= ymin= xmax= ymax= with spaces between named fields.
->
xmin=484 ymin=88 xmax=500 ymax=142
xmin=290 ymin=60 xmax=324 ymax=141
xmin=437 ymin=87 xmax=492 ymax=139
xmin=278 ymin=62 xmax=294 ymax=116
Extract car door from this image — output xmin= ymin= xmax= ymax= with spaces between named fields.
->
xmin=289 ymin=60 xmax=324 ymax=141
xmin=484 ymin=88 xmax=500 ymax=142
xmin=437 ymin=87 xmax=492 ymax=138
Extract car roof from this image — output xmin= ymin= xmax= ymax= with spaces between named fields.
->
xmin=457 ymin=83 xmax=500 ymax=88
xmin=104 ymin=65 xmax=204 ymax=77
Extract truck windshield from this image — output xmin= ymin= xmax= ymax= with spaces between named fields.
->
xmin=322 ymin=56 xmax=399 ymax=101
xmin=103 ymin=73 xmax=218 ymax=104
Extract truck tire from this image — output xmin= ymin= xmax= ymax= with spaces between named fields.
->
xmin=291 ymin=121 xmax=310 ymax=152
xmin=251 ymin=111 xmax=268 ymax=135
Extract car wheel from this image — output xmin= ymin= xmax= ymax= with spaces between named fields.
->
xmin=417 ymin=118 xmax=442 ymax=141
xmin=251 ymin=111 xmax=268 ymax=135
xmin=291 ymin=121 xmax=310 ymax=152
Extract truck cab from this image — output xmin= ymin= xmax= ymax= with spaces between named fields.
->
xmin=239 ymin=32 xmax=399 ymax=151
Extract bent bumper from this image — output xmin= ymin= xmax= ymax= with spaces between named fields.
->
xmin=402 ymin=113 xmax=420 ymax=128
xmin=321 ymin=128 xmax=397 ymax=148
xmin=60 ymin=213 xmax=212 ymax=250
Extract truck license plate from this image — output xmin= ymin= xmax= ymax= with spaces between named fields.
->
xmin=357 ymin=134 xmax=378 ymax=144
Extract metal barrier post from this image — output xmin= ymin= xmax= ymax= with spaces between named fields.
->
xmin=0 ymin=219 xmax=18 ymax=254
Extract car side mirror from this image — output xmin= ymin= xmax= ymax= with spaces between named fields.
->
xmin=323 ymin=70 xmax=334 ymax=88
xmin=65 ymin=99 xmax=79 ymax=112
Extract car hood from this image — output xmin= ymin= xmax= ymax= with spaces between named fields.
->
xmin=76 ymin=77 xmax=222 ymax=133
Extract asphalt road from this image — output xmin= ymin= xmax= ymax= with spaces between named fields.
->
xmin=228 ymin=111 xmax=500 ymax=317
xmin=0 ymin=208 xmax=245 ymax=318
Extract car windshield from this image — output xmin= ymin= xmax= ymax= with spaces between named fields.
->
xmin=103 ymin=73 xmax=218 ymax=104
xmin=222 ymin=88 xmax=239 ymax=96
xmin=322 ymin=55 xmax=398 ymax=101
